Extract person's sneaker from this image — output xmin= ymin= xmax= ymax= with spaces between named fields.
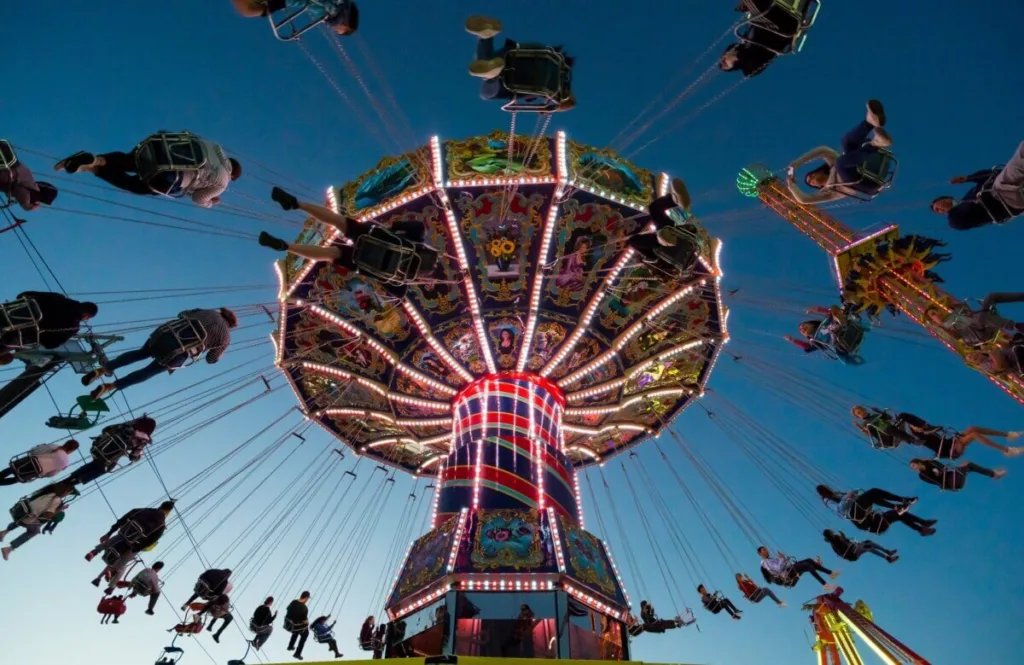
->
xmin=731 ymin=614 xmax=741 ymax=620
xmin=1005 ymin=446 xmax=1024 ymax=457
xmin=293 ymin=655 xmax=304 ymax=661
xmin=897 ymin=497 xmax=917 ymax=515
xmin=55 ymin=151 xmax=96 ymax=174
xmin=1007 ymin=431 xmax=1022 ymax=441
xmin=557 ymin=94 xmax=576 ymax=112
xmin=271 ymin=186 xmax=300 ymax=211
xmin=922 ymin=518 xmax=938 ymax=526
xmin=919 ymin=526 xmax=936 ymax=537
xmin=91 ymin=384 xmax=116 ymax=400
xmin=887 ymin=554 xmax=900 ymax=564
xmin=823 ymin=583 xmax=837 ymax=592
xmin=213 ymin=634 xmax=221 ymax=643
xmin=0 ymin=530 xmax=6 ymax=542
xmin=993 ymin=468 xmax=1008 ymax=479
xmin=871 ymin=127 xmax=893 ymax=148
xmin=778 ymin=601 xmax=787 ymax=608
xmin=469 ymin=58 xmax=506 ymax=79
xmin=866 ymin=100 xmax=886 ymax=127
xmin=670 ymin=177 xmax=693 ymax=212
xmin=829 ymin=570 xmax=841 ymax=579
xmin=81 ymin=367 xmax=110 ymax=386
xmin=464 ymin=16 xmax=502 ymax=39
xmin=146 ymin=609 xmax=155 ymax=616
xmin=1 ymin=546 xmax=11 ymax=561
xmin=104 ymin=586 xmax=115 ymax=595
xmin=258 ymin=231 xmax=289 ymax=252
xmin=91 ymin=578 xmax=101 ymax=587
xmin=85 ymin=551 xmax=96 ymax=562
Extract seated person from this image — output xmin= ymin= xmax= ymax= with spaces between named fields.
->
xmin=200 ymin=594 xmax=234 ymax=643
xmin=786 ymin=100 xmax=892 ymax=204
xmin=121 ymin=561 xmax=165 ymax=616
xmin=0 ymin=480 xmax=76 ymax=561
xmin=259 ymin=187 xmax=434 ymax=295
xmin=181 ymin=568 xmax=233 ymax=608
xmin=56 ymin=134 xmax=241 ymax=208
xmin=0 ymin=149 xmax=58 ymax=212
xmin=311 ymin=615 xmax=344 ymax=658
xmin=735 ymin=572 xmax=785 ymax=607
xmin=0 ymin=439 xmax=79 ymax=486
xmin=465 ymin=16 xmax=575 ymax=111
xmin=0 ymin=291 xmax=98 ymax=365
xmin=822 ymin=529 xmax=898 ymax=563
xmin=905 ymin=419 xmax=1022 ymax=459
xmin=910 ymin=458 xmax=1006 ymax=492
xmin=851 ymin=406 xmax=921 ymax=450
xmin=926 ymin=293 xmax=1024 ymax=348
xmin=785 ymin=304 xmax=864 ymax=362
xmin=85 ymin=501 xmax=174 ymax=591
xmin=638 ymin=600 xmax=688 ymax=632
xmin=816 ymin=485 xmax=935 ymax=536
xmin=627 ymin=178 xmax=700 ymax=273
xmin=967 ymin=335 xmax=1024 ymax=379
xmin=697 ymin=585 xmax=742 ymax=620
xmin=757 ymin=545 xmax=838 ymax=591
xmin=232 ymin=0 xmax=359 ymax=36
xmin=719 ymin=0 xmax=809 ymax=77
xmin=250 ymin=597 xmax=277 ymax=650
xmin=932 ymin=140 xmax=1024 ymax=230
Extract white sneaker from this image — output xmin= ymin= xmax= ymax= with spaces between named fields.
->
xmin=778 ymin=601 xmax=787 ymax=608
xmin=993 ymin=468 xmax=1007 ymax=479
xmin=866 ymin=100 xmax=886 ymax=128
xmin=1007 ymin=431 xmax=1022 ymax=441
xmin=829 ymin=570 xmax=841 ymax=580
xmin=871 ymin=127 xmax=892 ymax=148
xmin=823 ymin=583 xmax=837 ymax=592
xmin=465 ymin=16 xmax=502 ymax=39
xmin=469 ymin=58 xmax=505 ymax=79
xmin=1005 ymin=446 xmax=1024 ymax=458
xmin=670 ymin=177 xmax=692 ymax=213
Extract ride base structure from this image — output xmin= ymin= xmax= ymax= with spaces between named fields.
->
xmin=738 ymin=164 xmax=1024 ymax=406
xmin=806 ymin=589 xmax=930 ymax=665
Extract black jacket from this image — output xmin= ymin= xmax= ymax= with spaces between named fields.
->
xmin=253 ymin=605 xmax=275 ymax=628
xmin=110 ymin=507 xmax=166 ymax=551
xmin=285 ymin=599 xmax=309 ymax=629
xmin=19 ymin=291 xmax=88 ymax=349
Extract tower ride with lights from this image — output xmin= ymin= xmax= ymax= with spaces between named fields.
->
xmin=806 ymin=589 xmax=931 ymax=665
xmin=272 ymin=130 xmax=728 ymax=659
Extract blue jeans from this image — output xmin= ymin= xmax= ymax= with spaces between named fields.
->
xmin=6 ymin=521 xmax=40 ymax=549
xmin=477 ymin=37 xmax=515 ymax=100
xmin=107 ymin=332 xmax=188 ymax=390
xmin=835 ymin=120 xmax=882 ymax=193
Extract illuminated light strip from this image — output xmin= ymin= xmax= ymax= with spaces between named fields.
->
xmin=418 ymin=455 xmax=444 ymax=472
xmin=834 ymin=610 xmax=902 ymax=665
xmin=388 ymin=394 xmax=450 ymax=410
xmin=558 ymin=282 xmax=707 ymax=386
xmin=418 ymin=433 xmax=454 ymax=448
xmin=446 ymin=508 xmax=470 ymax=572
xmin=431 ymin=136 xmax=497 ymax=374
xmin=533 ymin=386 xmax=545 ymax=513
xmin=562 ymin=582 xmax=624 ymax=620
xmin=402 ymin=301 xmax=475 ymax=382
xmin=319 ymin=408 xmax=396 ymax=422
xmin=572 ymin=471 xmax=585 ymax=528
xmin=563 ymin=423 xmax=648 ymax=435
xmin=624 ymin=339 xmax=709 ymax=381
xmin=517 ymin=182 xmax=566 ymax=371
xmin=621 ymin=388 xmax=686 ymax=410
xmin=303 ymin=303 xmax=457 ymax=396
xmin=658 ymin=173 xmax=670 ymax=197
xmin=430 ymin=459 xmax=444 ymax=528
xmin=355 ymin=186 xmax=432 ymax=223
xmin=565 ymin=445 xmax=600 ymax=460
xmin=446 ymin=175 xmax=557 ymax=188
xmin=472 ymin=437 xmax=483 ymax=510
xmin=300 ymin=361 xmax=388 ymax=396
xmin=603 ymin=540 xmax=631 ymax=608
xmin=542 ymin=251 xmax=635 ymax=378
xmin=461 ymin=577 xmax=555 ymax=591
xmin=395 ymin=417 xmax=453 ymax=428
xmin=569 ymin=177 xmax=645 ymax=213
xmin=546 ymin=506 xmax=568 ymax=573
xmin=392 ymin=583 xmax=450 ymax=619
xmin=366 ymin=437 xmax=417 ymax=449
xmin=566 ymin=377 xmax=627 ymax=403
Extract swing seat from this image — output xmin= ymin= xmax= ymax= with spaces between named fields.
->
xmin=0 ymin=139 xmax=18 ymax=171
xmin=314 ymin=631 xmax=336 ymax=644
xmin=91 ymin=430 xmax=133 ymax=466
xmin=352 ymin=226 xmax=436 ymax=286
xmin=499 ymin=48 xmax=573 ymax=113
xmin=250 ymin=619 xmax=273 ymax=635
xmin=155 ymin=646 xmax=184 ymax=665
xmin=0 ymin=297 xmax=44 ymax=350
xmin=134 ymin=132 xmax=207 ymax=198
xmin=8 ymin=454 xmax=42 ymax=483
xmin=977 ymin=171 xmax=1024 ymax=223
xmin=284 ymin=618 xmax=309 ymax=633
xmin=154 ymin=317 xmax=209 ymax=367
xmin=813 ymin=315 xmax=866 ymax=364
xmin=269 ymin=0 xmax=349 ymax=41
xmin=737 ymin=0 xmax=821 ymax=55
xmin=651 ymin=226 xmax=701 ymax=274
xmin=832 ymin=148 xmax=897 ymax=202
xmin=46 ymin=395 xmax=110 ymax=431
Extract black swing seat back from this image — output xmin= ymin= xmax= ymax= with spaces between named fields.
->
xmin=737 ymin=0 xmax=821 ymax=55
xmin=269 ymin=0 xmax=347 ymax=41
xmin=134 ymin=132 xmax=208 ymax=198
xmin=499 ymin=48 xmax=573 ymax=113
xmin=91 ymin=428 xmax=133 ymax=466
xmin=154 ymin=317 xmax=209 ymax=367
xmin=8 ymin=454 xmax=42 ymax=483
xmin=284 ymin=618 xmax=310 ymax=633
xmin=832 ymin=148 xmax=897 ymax=202
xmin=652 ymin=225 xmax=701 ymax=275
xmin=352 ymin=226 xmax=437 ymax=286
xmin=250 ymin=619 xmax=273 ymax=635
xmin=977 ymin=168 xmax=1024 ymax=223
xmin=0 ymin=297 xmax=44 ymax=350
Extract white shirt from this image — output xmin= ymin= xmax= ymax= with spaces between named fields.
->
xmin=28 ymin=444 xmax=70 ymax=477
xmin=133 ymin=568 xmax=162 ymax=595
xmin=24 ymin=493 xmax=62 ymax=524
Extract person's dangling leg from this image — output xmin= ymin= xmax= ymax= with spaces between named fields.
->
xmin=105 ymin=346 xmax=155 ymax=373
xmin=88 ymin=152 xmax=156 ymax=195
xmin=294 ymin=628 xmax=309 ymax=658
xmin=109 ymin=360 xmax=168 ymax=392
xmin=857 ymin=488 xmax=913 ymax=510
xmin=147 ymin=590 xmax=160 ymax=615
xmin=328 ymin=638 xmax=342 ymax=657
xmin=860 ymin=540 xmax=894 ymax=559
xmin=260 ymin=236 xmax=343 ymax=264
xmin=466 ymin=17 xmax=505 ymax=78
xmin=791 ymin=558 xmax=836 ymax=586
xmin=886 ymin=509 xmax=934 ymax=534
xmin=213 ymin=613 xmax=233 ymax=642
xmin=627 ymin=234 xmax=661 ymax=262
xmin=957 ymin=427 xmax=1023 ymax=456
xmin=982 ymin=292 xmax=1024 ymax=310
xmin=288 ymin=631 xmax=298 ymax=651
xmin=721 ymin=597 xmax=742 ymax=618
xmin=0 ymin=466 xmax=17 ymax=485
xmin=963 ymin=461 xmax=1006 ymax=480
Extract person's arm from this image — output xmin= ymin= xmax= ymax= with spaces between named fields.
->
xmin=952 ymin=169 xmax=999 ymax=186
xmin=190 ymin=154 xmax=231 ymax=208
xmin=204 ymin=327 xmax=230 ymax=364
xmin=783 ymin=335 xmax=819 ymax=353
xmin=786 ymin=181 xmax=845 ymax=205
xmin=790 ymin=146 xmax=839 ymax=171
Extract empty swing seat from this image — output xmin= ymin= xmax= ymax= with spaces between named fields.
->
xmin=134 ymin=133 xmax=208 ymax=197
xmin=499 ymin=48 xmax=572 ymax=113
xmin=352 ymin=226 xmax=437 ymax=285
xmin=270 ymin=0 xmax=348 ymax=41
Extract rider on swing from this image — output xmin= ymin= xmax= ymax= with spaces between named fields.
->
xmin=816 ymin=485 xmax=936 ymax=536
xmin=910 ymin=458 xmax=1006 ymax=491
xmin=85 ymin=500 xmax=175 ymax=592
xmin=637 ymin=600 xmax=689 ymax=633
xmin=259 ymin=187 xmax=436 ymax=297
xmin=232 ymin=0 xmax=359 ymax=36
xmin=719 ymin=0 xmax=813 ymax=77
xmin=926 ymin=293 xmax=1024 ymax=347
xmin=68 ymin=416 xmax=158 ymax=486
xmin=697 ymin=585 xmax=742 ymax=620
xmin=0 ymin=480 xmax=77 ymax=561
xmin=785 ymin=304 xmax=865 ymax=362
xmin=757 ymin=545 xmax=839 ymax=592
xmin=627 ymin=178 xmax=701 ymax=274
xmin=0 ymin=439 xmax=79 ymax=486
xmin=786 ymin=101 xmax=893 ymax=204
xmin=464 ymin=16 xmax=576 ymax=111
xmin=81 ymin=308 xmax=237 ymax=400
xmin=0 ymin=145 xmax=58 ymax=212
xmin=0 ymin=291 xmax=98 ymax=365
xmin=932 ymin=140 xmax=1024 ymax=230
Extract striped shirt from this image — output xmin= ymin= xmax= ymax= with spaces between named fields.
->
xmin=179 ymin=140 xmax=232 ymax=208
xmin=178 ymin=309 xmax=232 ymax=363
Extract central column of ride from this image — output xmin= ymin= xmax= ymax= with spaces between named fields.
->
xmin=435 ymin=372 xmax=580 ymax=525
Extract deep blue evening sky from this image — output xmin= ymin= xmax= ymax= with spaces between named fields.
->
xmin=2 ymin=1 xmax=1023 ymax=664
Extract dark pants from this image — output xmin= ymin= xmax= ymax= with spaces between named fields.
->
xmin=706 ymin=597 xmax=741 ymax=618
xmin=476 ymin=37 xmax=515 ymax=101
xmin=92 ymin=150 xmax=171 ymax=196
xmin=629 ymin=194 xmax=680 ymax=260
xmin=105 ymin=333 xmax=188 ymax=390
xmin=791 ymin=558 xmax=832 ymax=585
xmin=68 ymin=460 xmax=114 ymax=486
xmin=288 ymin=629 xmax=310 ymax=657
xmin=208 ymin=614 xmax=233 ymax=637
xmin=4 ymin=521 xmax=40 ymax=549
xmin=943 ymin=462 xmax=998 ymax=491
xmin=253 ymin=626 xmax=273 ymax=649
xmin=747 ymin=587 xmax=782 ymax=605
xmin=834 ymin=121 xmax=882 ymax=193
xmin=642 ymin=619 xmax=677 ymax=633
xmin=0 ymin=466 xmax=23 ymax=485
xmin=849 ymin=540 xmax=894 ymax=560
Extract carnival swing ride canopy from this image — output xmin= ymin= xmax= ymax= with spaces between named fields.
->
xmin=273 ymin=130 xmax=727 ymax=475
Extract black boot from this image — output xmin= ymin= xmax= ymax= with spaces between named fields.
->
xmin=259 ymin=231 xmax=289 ymax=252
xmin=57 ymin=151 xmax=96 ymax=174
xmin=271 ymin=186 xmax=299 ymax=211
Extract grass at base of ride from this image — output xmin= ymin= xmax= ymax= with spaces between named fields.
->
xmin=259 ymin=658 xmax=702 ymax=665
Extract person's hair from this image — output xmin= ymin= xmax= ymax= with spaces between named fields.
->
xmin=81 ymin=301 xmax=99 ymax=318
xmin=804 ymin=164 xmax=831 ymax=189
xmin=931 ymin=195 xmax=954 ymax=211
xmin=265 ymin=596 xmax=274 ymax=605
xmin=364 ymin=615 xmax=374 ymax=624
xmin=229 ymin=158 xmax=243 ymax=180
xmin=799 ymin=319 xmax=821 ymax=337
xmin=153 ymin=561 xmax=166 ymax=571
xmin=159 ymin=500 xmax=176 ymax=512
xmin=220 ymin=308 xmax=239 ymax=328
xmin=823 ymin=529 xmax=836 ymax=541
xmin=63 ymin=439 xmax=81 ymax=452
xmin=134 ymin=415 xmax=158 ymax=436
xmin=315 ymin=615 xmax=329 ymax=624
xmin=718 ymin=45 xmax=738 ymax=70
xmin=815 ymin=484 xmax=840 ymax=502
xmin=223 ymin=569 xmax=232 ymax=576
xmin=909 ymin=458 xmax=927 ymax=467
xmin=346 ymin=3 xmax=359 ymax=31
xmin=696 ymin=584 xmax=706 ymax=593
xmin=215 ymin=594 xmax=229 ymax=604
xmin=300 ymin=590 xmax=311 ymax=599
xmin=757 ymin=545 xmax=768 ymax=552
xmin=640 ymin=600 xmax=648 ymax=606
xmin=35 ymin=182 xmax=59 ymax=206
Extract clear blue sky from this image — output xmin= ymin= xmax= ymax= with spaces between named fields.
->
xmin=2 ymin=1 xmax=1023 ymax=664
